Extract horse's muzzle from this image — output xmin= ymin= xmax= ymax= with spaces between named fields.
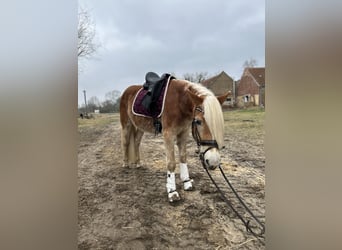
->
xmin=205 ymin=159 xmax=218 ymax=170
xmin=203 ymin=148 xmax=220 ymax=170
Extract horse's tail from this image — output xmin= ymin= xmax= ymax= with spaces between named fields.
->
xmin=120 ymin=86 xmax=138 ymax=165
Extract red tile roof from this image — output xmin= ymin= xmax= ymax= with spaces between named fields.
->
xmin=245 ymin=67 xmax=265 ymax=86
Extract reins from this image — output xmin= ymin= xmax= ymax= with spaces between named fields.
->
xmin=192 ymin=105 xmax=265 ymax=239
xmin=200 ymin=157 xmax=265 ymax=238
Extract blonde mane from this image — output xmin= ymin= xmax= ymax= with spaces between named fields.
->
xmin=186 ymin=81 xmax=225 ymax=148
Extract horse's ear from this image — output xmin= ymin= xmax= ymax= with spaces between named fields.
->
xmin=217 ymin=91 xmax=231 ymax=105
xmin=186 ymin=89 xmax=204 ymax=106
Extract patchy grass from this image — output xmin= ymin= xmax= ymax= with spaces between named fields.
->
xmin=77 ymin=108 xmax=265 ymax=147
xmin=78 ymin=113 xmax=119 ymax=128
xmin=78 ymin=113 xmax=120 ymax=146
xmin=77 ymin=108 xmax=264 ymax=136
xmin=223 ymin=107 xmax=265 ymax=139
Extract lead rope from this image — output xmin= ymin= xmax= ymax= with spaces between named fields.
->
xmin=199 ymin=153 xmax=265 ymax=239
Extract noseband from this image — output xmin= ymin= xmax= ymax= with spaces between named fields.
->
xmin=191 ymin=106 xmax=219 ymax=167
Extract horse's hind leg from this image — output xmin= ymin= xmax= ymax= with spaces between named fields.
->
xmin=177 ymin=130 xmax=194 ymax=191
xmin=121 ymin=123 xmax=130 ymax=167
xmin=134 ymin=129 xmax=144 ymax=167
xmin=121 ymin=120 xmax=136 ymax=167
xmin=163 ymin=129 xmax=180 ymax=202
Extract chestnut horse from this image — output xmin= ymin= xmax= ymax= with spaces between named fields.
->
xmin=120 ymin=77 xmax=229 ymax=202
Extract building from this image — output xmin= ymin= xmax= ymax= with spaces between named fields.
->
xmin=201 ymin=71 xmax=235 ymax=106
xmin=236 ymin=67 xmax=265 ymax=108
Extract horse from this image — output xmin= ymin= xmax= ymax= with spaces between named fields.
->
xmin=120 ymin=75 xmax=229 ymax=202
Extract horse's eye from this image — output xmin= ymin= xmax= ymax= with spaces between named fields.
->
xmin=195 ymin=119 xmax=202 ymax=125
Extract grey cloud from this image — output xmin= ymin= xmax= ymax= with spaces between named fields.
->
xmin=79 ymin=0 xmax=264 ymax=103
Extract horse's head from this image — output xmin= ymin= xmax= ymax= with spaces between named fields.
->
xmin=188 ymin=89 xmax=231 ymax=170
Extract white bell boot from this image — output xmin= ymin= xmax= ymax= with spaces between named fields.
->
xmin=166 ymin=171 xmax=180 ymax=202
xmin=180 ymin=163 xmax=194 ymax=191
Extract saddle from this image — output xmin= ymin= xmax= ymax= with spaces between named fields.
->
xmin=133 ymin=72 xmax=175 ymax=134
xmin=141 ymin=72 xmax=174 ymax=114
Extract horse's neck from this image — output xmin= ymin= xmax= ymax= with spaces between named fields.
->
xmin=170 ymin=80 xmax=194 ymax=117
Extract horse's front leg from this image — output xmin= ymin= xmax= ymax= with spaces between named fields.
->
xmin=177 ymin=130 xmax=194 ymax=191
xmin=163 ymin=130 xmax=180 ymax=202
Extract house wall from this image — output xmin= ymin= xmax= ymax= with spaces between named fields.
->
xmin=236 ymin=71 xmax=261 ymax=107
xmin=201 ymin=71 xmax=238 ymax=107
xmin=254 ymin=94 xmax=259 ymax=105
xmin=259 ymin=86 xmax=265 ymax=107
xmin=236 ymin=94 xmax=259 ymax=108
xmin=237 ymin=74 xmax=259 ymax=96
xmin=208 ymin=74 xmax=234 ymax=96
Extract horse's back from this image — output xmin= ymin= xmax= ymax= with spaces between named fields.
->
xmin=121 ymin=85 xmax=141 ymax=98
xmin=120 ymin=85 xmax=141 ymax=126
xmin=120 ymin=80 xmax=191 ymax=129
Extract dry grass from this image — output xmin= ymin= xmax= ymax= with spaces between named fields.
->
xmin=78 ymin=113 xmax=120 ymax=145
xmin=78 ymin=113 xmax=119 ymax=128
xmin=223 ymin=107 xmax=265 ymax=139
xmin=77 ymin=108 xmax=265 ymax=139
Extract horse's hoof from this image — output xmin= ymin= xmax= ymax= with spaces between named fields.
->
xmin=183 ymin=179 xmax=194 ymax=191
xmin=168 ymin=191 xmax=180 ymax=203
xmin=125 ymin=163 xmax=138 ymax=168
xmin=136 ymin=163 xmax=143 ymax=168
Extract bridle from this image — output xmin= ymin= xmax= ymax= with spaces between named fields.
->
xmin=191 ymin=106 xmax=219 ymax=166
xmin=192 ymin=107 xmax=265 ymax=238
xmin=191 ymin=106 xmax=219 ymax=148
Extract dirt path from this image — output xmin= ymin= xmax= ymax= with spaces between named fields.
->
xmin=78 ymin=114 xmax=265 ymax=249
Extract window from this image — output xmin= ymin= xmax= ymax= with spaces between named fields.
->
xmin=244 ymin=95 xmax=249 ymax=102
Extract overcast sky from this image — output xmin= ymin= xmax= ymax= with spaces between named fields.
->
xmin=78 ymin=0 xmax=265 ymax=104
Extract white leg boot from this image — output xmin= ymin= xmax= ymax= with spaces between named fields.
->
xmin=166 ymin=171 xmax=180 ymax=202
xmin=180 ymin=163 xmax=193 ymax=191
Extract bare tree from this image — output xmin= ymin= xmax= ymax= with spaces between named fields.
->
xmin=78 ymin=8 xmax=98 ymax=58
xmin=105 ymin=90 xmax=121 ymax=104
xmin=183 ymin=72 xmax=209 ymax=83
xmin=195 ymin=72 xmax=209 ymax=83
xmin=183 ymin=73 xmax=194 ymax=82
xmin=100 ymin=90 xmax=121 ymax=113
xmin=243 ymin=58 xmax=258 ymax=68
xmin=88 ymin=96 xmax=101 ymax=106
xmin=100 ymin=100 xmax=115 ymax=113
xmin=86 ymin=96 xmax=101 ymax=112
